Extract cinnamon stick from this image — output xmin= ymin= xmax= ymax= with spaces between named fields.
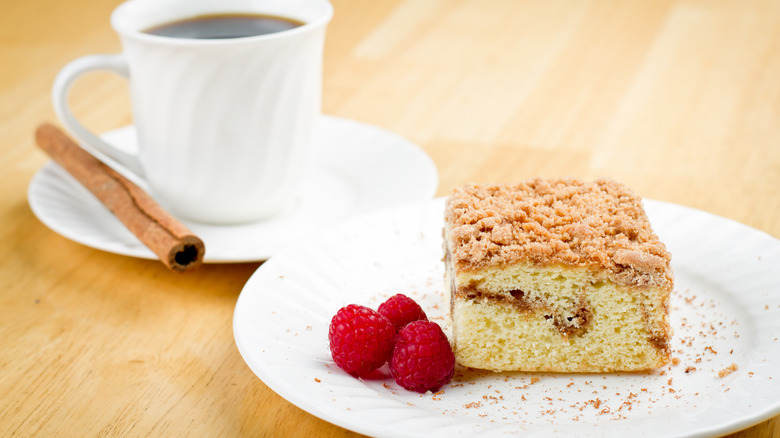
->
xmin=35 ymin=123 xmax=205 ymax=272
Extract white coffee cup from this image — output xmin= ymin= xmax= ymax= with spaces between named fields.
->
xmin=53 ymin=0 xmax=333 ymax=224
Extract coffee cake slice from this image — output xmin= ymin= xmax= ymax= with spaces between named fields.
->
xmin=443 ymin=178 xmax=672 ymax=372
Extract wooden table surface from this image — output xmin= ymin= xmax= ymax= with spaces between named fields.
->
xmin=2 ymin=0 xmax=778 ymax=436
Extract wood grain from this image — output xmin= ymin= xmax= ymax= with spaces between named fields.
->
xmin=1 ymin=0 xmax=778 ymax=436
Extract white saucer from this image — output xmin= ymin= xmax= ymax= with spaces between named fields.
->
xmin=28 ymin=115 xmax=438 ymax=263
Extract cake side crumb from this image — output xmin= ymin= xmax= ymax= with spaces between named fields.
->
xmin=717 ymin=363 xmax=738 ymax=378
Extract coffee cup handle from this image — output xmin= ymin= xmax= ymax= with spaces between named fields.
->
xmin=52 ymin=53 xmax=144 ymax=177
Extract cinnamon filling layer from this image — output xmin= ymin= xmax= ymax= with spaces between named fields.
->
xmin=454 ymin=282 xmax=670 ymax=353
xmin=456 ymin=283 xmax=592 ymax=337
xmin=648 ymin=333 xmax=670 ymax=352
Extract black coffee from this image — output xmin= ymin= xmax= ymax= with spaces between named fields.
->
xmin=143 ymin=13 xmax=304 ymax=39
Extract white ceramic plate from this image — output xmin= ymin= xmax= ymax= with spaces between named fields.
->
xmin=28 ymin=115 xmax=438 ymax=262
xmin=233 ymin=198 xmax=780 ymax=437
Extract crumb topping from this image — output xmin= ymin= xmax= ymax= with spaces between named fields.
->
xmin=444 ymin=177 xmax=673 ymax=288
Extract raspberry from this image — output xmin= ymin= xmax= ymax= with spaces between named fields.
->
xmin=328 ymin=304 xmax=395 ymax=377
xmin=390 ymin=320 xmax=455 ymax=393
xmin=377 ymin=294 xmax=428 ymax=332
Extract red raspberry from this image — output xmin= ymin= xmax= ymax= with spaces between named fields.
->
xmin=377 ymin=294 xmax=428 ymax=332
xmin=390 ymin=320 xmax=455 ymax=393
xmin=329 ymin=304 xmax=395 ymax=377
